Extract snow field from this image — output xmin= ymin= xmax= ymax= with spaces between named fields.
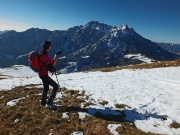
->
xmin=0 ymin=65 xmax=180 ymax=134
xmin=107 ymin=124 xmax=121 ymax=135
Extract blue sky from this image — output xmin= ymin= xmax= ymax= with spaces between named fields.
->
xmin=0 ymin=0 xmax=180 ymax=43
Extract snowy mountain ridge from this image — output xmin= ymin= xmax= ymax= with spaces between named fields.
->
xmin=0 ymin=21 xmax=179 ymax=72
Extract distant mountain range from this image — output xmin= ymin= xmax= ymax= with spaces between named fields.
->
xmin=0 ymin=30 xmax=9 ymax=34
xmin=0 ymin=21 xmax=179 ymax=72
xmin=154 ymin=42 xmax=180 ymax=55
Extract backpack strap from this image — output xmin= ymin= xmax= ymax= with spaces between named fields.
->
xmin=38 ymin=53 xmax=46 ymax=70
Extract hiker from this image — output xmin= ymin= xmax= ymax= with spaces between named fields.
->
xmin=38 ymin=41 xmax=62 ymax=108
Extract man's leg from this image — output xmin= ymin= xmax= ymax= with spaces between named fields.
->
xmin=46 ymin=76 xmax=58 ymax=105
xmin=40 ymin=75 xmax=49 ymax=106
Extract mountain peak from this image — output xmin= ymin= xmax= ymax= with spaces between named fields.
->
xmin=83 ymin=21 xmax=113 ymax=33
xmin=120 ymin=24 xmax=129 ymax=30
xmin=86 ymin=21 xmax=101 ymax=25
xmin=115 ymin=24 xmax=135 ymax=34
xmin=84 ymin=21 xmax=113 ymax=28
xmin=25 ymin=28 xmax=51 ymax=32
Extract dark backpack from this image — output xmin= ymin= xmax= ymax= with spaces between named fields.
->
xmin=28 ymin=51 xmax=41 ymax=73
xmin=46 ymin=63 xmax=56 ymax=73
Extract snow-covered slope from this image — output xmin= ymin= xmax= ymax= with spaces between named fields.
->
xmin=124 ymin=54 xmax=154 ymax=63
xmin=0 ymin=65 xmax=180 ymax=134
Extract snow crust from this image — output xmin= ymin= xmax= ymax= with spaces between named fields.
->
xmin=62 ymin=112 xmax=69 ymax=119
xmin=7 ymin=97 xmax=25 ymax=106
xmin=124 ymin=54 xmax=153 ymax=63
xmin=14 ymin=119 xmax=19 ymax=123
xmin=71 ymin=131 xmax=83 ymax=135
xmin=78 ymin=112 xmax=89 ymax=120
xmin=107 ymin=124 xmax=121 ymax=135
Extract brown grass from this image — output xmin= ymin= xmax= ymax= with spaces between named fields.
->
xmin=0 ymin=74 xmax=8 ymax=80
xmin=92 ymin=59 xmax=180 ymax=72
xmin=99 ymin=100 xmax=109 ymax=106
xmin=116 ymin=122 xmax=156 ymax=135
xmin=170 ymin=122 xmax=180 ymax=129
xmin=0 ymin=85 xmax=160 ymax=135
xmin=115 ymin=104 xmax=132 ymax=109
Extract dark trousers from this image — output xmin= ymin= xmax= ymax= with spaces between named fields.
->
xmin=40 ymin=75 xmax=58 ymax=105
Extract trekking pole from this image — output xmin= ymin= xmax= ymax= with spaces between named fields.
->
xmin=55 ymin=72 xmax=60 ymax=89
xmin=54 ymin=37 xmax=67 ymax=90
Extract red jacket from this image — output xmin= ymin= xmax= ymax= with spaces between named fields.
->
xmin=38 ymin=54 xmax=55 ymax=76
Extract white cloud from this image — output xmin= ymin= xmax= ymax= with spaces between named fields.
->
xmin=0 ymin=19 xmax=31 ymax=32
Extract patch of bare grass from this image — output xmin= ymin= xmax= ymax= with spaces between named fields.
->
xmin=116 ymin=122 xmax=157 ymax=135
xmin=170 ymin=121 xmax=180 ymax=129
xmin=99 ymin=100 xmax=109 ymax=106
xmin=92 ymin=59 xmax=180 ymax=72
xmin=0 ymin=85 xmax=159 ymax=135
xmin=115 ymin=104 xmax=132 ymax=109
xmin=0 ymin=75 xmax=8 ymax=80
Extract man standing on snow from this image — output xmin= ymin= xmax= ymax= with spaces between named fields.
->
xmin=38 ymin=41 xmax=62 ymax=109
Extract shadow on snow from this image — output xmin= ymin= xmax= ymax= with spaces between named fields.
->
xmin=54 ymin=106 xmax=167 ymax=123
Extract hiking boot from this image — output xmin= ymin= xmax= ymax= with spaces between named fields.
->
xmin=45 ymin=104 xmax=57 ymax=109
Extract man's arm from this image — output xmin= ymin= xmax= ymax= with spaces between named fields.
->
xmin=53 ymin=49 xmax=62 ymax=65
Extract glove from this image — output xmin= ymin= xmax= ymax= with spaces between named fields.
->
xmin=56 ymin=50 xmax=62 ymax=55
